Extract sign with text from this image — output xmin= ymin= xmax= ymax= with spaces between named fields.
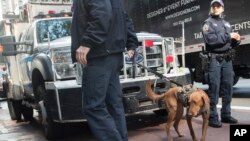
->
xmin=230 ymin=125 xmax=250 ymax=140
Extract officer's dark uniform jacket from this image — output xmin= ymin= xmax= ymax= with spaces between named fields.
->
xmin=71 ymin=0 xmax=138 ymax=62
xmin=202 ymin=15 xmax=240 ymax=54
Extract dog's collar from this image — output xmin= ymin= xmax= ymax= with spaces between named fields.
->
xmin=178 ymin=92 xmax=189 ymax=107
xmin=177 ymin=87 xmax=197 ymax=107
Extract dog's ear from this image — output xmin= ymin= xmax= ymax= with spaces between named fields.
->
xmin=202 ymin=92 xmax=210 ymax=109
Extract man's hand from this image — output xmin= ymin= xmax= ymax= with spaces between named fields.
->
xmin=76 ymin=46 xmax=90 ymax=64
xmin=127 ymin=50 xmax=135 ymax=58
xmin=231 ymin=32 xmax=241 ymax=41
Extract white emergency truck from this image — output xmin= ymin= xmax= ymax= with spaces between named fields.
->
xmin=0 ymin=12 xmax=191 ymax=139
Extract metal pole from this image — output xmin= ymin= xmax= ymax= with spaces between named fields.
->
xmin=162 ymin=38 xmax=167 ymax=74
xmin=123 ymin=52 xmax=127 ymax=79
xmin=142 ymin=40 xmax=148 ymax=76
xmin=182 ymin=22 xmax=186 ymax=67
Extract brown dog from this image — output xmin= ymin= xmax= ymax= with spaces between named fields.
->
xmin=145 ymin=80 xmax=210 ymax=141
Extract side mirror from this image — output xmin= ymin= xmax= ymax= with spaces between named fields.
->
xmin=0 ymin=35 xmax=17 ymax=56
xmin=0 ymin=35 xmax=33 ymax=56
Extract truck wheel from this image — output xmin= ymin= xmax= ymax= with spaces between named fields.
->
xmin=7 ymin=99 xmax=34 ymax=121
xmin=7 ymin=99 xmax=17 ymax=120
xmin=9 ymin=100 xmax=24 ymax=121
xmin=37 ymin=85 xmax=64 ymax=139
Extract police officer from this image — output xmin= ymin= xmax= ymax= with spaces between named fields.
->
xmin=202 ymin=0 xmax=241 ymax=128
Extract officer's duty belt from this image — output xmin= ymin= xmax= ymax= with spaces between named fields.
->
xmin=208 ymin=51 xmax=233 ymax=61
xmin=209 ymin=53 xmax=226 ymax=58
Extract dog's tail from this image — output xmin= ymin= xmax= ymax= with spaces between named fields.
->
xmin=145 ymin=80 xmax=166 ymax=102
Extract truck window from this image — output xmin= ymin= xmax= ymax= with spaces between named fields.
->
xmin=36 ymin=18 xmax=71 ymax=43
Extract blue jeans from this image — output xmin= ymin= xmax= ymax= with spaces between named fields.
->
xmin=82 ymin=54 xmax=127 ymax=141
xmin=206 ymin=58 xmax=234 ymax=121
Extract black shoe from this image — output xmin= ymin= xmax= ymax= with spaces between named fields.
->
xmin=209 ymin=120 xmax=222 ymax=128
xmin=221 ymin=116 xmax=238 ymax=124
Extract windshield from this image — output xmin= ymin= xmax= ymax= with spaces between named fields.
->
xmin=36 ymin=18 xmax=71 ymax=43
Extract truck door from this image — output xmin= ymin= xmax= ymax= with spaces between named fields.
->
xmin=18 ymin=26 xmax=34 ymax=94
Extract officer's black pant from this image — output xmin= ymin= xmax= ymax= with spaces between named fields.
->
xmin=206 ymin=58 xmax=234 ymax=122
xmin=82 ymin=53 xmax=127 ymax=141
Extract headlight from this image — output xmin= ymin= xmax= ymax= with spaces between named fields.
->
xmin=51 ymin=47 xmax=75 ymax=79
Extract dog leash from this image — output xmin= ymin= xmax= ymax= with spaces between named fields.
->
xmin=136 ymin=63 xmax=184 ymax=87
xmin=130 ymin=50 xmax=183 ymax=87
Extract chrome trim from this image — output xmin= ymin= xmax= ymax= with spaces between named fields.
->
xmin=55 ymin=87 xmax=63 ymax=120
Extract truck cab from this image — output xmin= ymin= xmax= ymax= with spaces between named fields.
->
xmin=17 ymin=15 xmax=72 ymax=101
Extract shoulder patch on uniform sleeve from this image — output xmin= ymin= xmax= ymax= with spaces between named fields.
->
xmin=202 ymin=23 xmax=209 ymax=32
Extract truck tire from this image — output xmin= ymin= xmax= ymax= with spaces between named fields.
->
xmin=10 ymin=99 xmax=34 ymax=122
xmin=37 ymin=85 xmax=64 ymax=139
xmin=7 ymin=99 xmax=17 ymax=120
xmin=10 ymin=100 xmax=24 ymax=121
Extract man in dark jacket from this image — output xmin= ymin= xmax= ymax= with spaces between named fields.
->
xmin=202 ymin=0 xmax=240 ymax=128
xmin=71 ymin=0 xmax=138 ymax=141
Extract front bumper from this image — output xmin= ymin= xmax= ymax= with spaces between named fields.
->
xmin=45 ymin=70 xmax=191 ymax=123
xmin=45 ymin=80 xmax=83 ymax=123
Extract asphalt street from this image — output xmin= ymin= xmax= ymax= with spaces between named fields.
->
xmin=0 ymin=78 xmax=250 ymax=141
